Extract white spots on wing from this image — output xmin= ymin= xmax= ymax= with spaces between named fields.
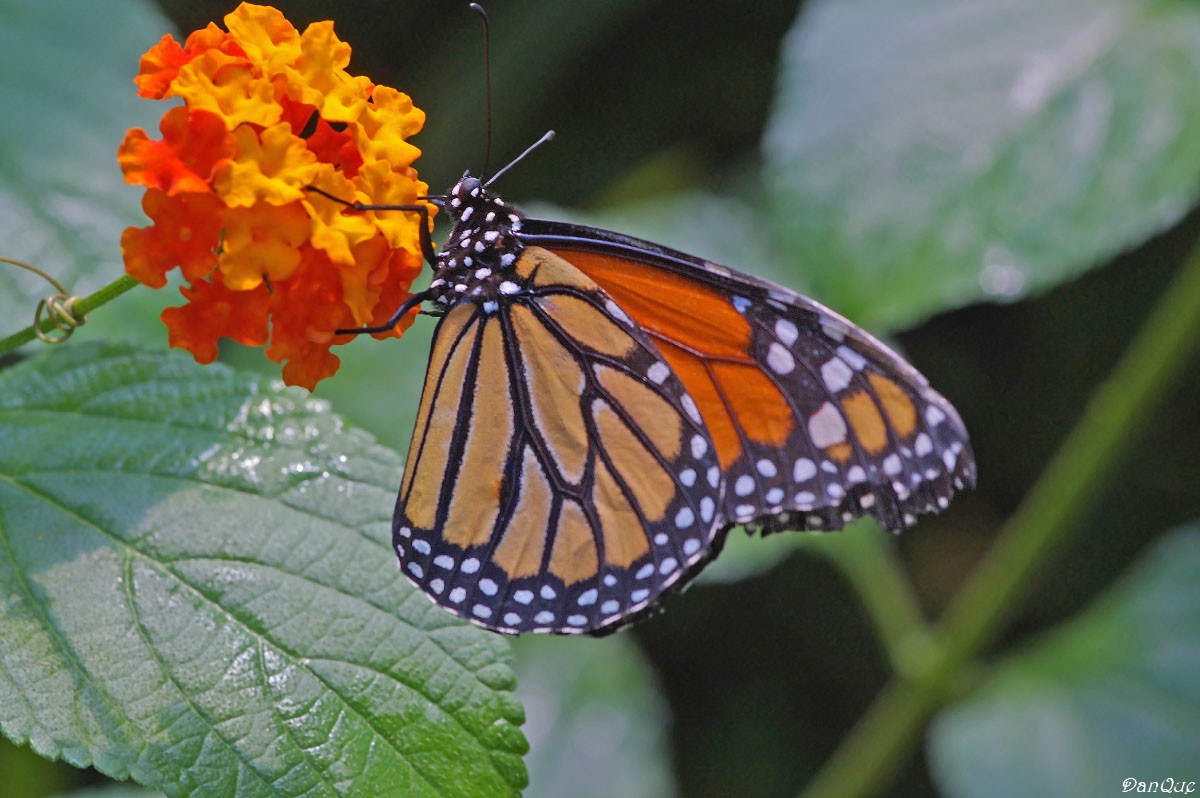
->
xmin=534 ymin=610 xmax=555 ymax=625
xmin=847 ymin=466 xmax=866 ymax=484
xmin=578 ymin=588 xmax=598 ymax=606
xmin=683 ymin=538 xmax=702 ymax=556
xmin=430 ymin=578 xmax=445 ymax=594
xmin=883 ymin=454 xmax=903 ymax=476
xmin=540 ymin=584 xmax=557 ymax=600
xmin=647 ymin=361 xmax=670 ymax=384
xmin=734 ymin=475 xmax=756 ymax=497
xmin=821 ymin=358 xmax=854 ymax=393
xmin=478 ymin=578 xmax=498 ymax=596
xmin=461 ymin=557 xmax=480 ymax=574
xmin=681 ymin=393 xmax=702 ymax=424
xmin=513 ymin=590 xmax=534 ymax=605
xmin=707 ymin=466 xmax=720 ymax=488
xmin=504 ymin=612 xmax=522 ymax=627
xmin=926 ymin=405 xmax=947 ymax=426
xmin=434 ymin=554 xmax=454 ymax=570
xmin=837 ymin=345 xmax=867 ymax=371
xmin=413 ymin=539 xmax=431 ymax=555
xmin=659 ymin=557 xmax=679 ymax=576
xmin=732 ymin=296 xmax=752 ymax=313
xmin=680 ymin=467 xmax=697 ymax=487
xmin=473 ymin=604 xmax=492 ymax=618
xmin=499 ymin=280 xmax=521 ymax=295
xmin=765 ymin=487 xmax=785 ymax=505
xmin=793 ymin=457 xmax=817 ymax=482
xmin=691 ymin=435 xmax=708 ymax=459
xmin=407 ymin=562 xmax=424 ymax=579
xmin=915 ymin=433 xmax=933 ymax=456
xmin=449 ymin=587 xmax=466 ymax=604
xmin=601 ymin=599 xmax=620 ymax=615
xmin=808 ymin=402 xmax=847 ymax=447
xmin=775 ymin=318 xmax=799 ymax=346
xmin=675 ymin=506 xmax=695 ymax=528
xmin=636 ymin=563 xmax=655 ymax=580
xmin=756 ymin=459 xmax=777 ymax=477
xmin=605 ymin=299 xmax=632 ymax=325
xmin=767 ymin=342 xmax=796 ymax=375
xmin=821 ymin=317 xmax=848 ymax=342
xmin=700 ymin=496 xmax=715 ymax=523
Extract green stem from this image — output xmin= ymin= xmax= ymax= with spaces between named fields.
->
xmin=803 ymin=236 xmax=1200 ymax=798
xmin=0 ymin=274 xmax=140 ymax=355
xmin=814 ymin=527 xmax=936 ymax=676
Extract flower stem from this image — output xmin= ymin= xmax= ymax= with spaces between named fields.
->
xmin=813 ymin=527 xmax=935 ymax=676
xmin=802 ymin=234 xmax=1200 ymax=798
xmin=0 ymin=274 xmax=140 ymax=356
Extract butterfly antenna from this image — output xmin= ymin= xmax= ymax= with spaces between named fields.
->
xmin=485 ymin=130 xmax=556 ymax=188
xmin=469 ymin=3 xmax=493 ymax=177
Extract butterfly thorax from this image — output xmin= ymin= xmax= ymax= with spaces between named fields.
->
xmin=428 ymin=173 xmax=529 ymax=312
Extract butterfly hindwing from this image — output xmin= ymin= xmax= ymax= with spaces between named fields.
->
xmin=394 ymin=247 xmax=723 ymax=634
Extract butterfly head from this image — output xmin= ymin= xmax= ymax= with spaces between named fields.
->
xmin=429 ymin=173 xmax=529 ymax=310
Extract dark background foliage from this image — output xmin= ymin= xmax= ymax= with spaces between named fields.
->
xmin=2 ymin=0 xmax=1198 ymax=796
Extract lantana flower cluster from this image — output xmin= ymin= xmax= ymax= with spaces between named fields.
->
xmin=118 ymin=2 xmax=431 ymax=388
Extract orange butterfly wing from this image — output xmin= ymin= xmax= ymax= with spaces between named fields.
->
xmin=521 ymin=221 xmax=975 ymax=533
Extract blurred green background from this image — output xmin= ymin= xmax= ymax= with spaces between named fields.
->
xmin=1 ymin=0 xmax=1198 ymax=796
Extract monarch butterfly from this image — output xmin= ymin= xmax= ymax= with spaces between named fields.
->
xmin=348 ymin=167 xmax=975 ymax=636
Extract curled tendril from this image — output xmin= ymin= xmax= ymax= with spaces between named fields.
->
xmin=2 ymin=256 xmax=87 ymax=344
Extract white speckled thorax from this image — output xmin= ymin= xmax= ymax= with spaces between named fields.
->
xmin=428 ymin=173 xmax=527 ymax=313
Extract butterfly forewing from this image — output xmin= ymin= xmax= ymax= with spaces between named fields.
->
xmin=394 ymin=247 xmax=723 ymax=634
xmin=519 ymin=221 xmax=976 ymax=533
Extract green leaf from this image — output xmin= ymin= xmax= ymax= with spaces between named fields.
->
xmin=765 ymin=0 xmax=1200 ymax=330
xmin=0 ymin=0 xmax=168 ymax=324
xmin=0 ymin=343 xmax=527 ymax=797
xmin=513 ymin=635 xmax=675 ymax=798
xmin=927 ymin=525 xmax=1200 ymax=798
